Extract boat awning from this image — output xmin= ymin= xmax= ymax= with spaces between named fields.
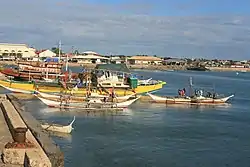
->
xmin=95 ymin=64 xmax=130 ymax=73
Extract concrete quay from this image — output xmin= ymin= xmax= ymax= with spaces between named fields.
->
xmin=0 ymin=94 xmax=64 ymax=167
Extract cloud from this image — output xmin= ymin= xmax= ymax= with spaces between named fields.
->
xmin=0 ymin=0 xmax=250 ymax=59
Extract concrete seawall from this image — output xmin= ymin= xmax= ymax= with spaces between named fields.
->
xmin=0 ymin=94 xmax=64 ymax=167
xmin=6 ymin=94 xmax=64 ymax=167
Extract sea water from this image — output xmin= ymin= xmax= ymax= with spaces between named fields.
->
xmin=24 ymin=70 xmax=250 ymax=167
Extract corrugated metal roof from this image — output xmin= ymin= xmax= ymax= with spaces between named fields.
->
xmin=95 ymin=64 xmax=130 ymax=73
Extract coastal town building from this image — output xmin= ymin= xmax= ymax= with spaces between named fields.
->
xmin=0 ymin=43 xmax=36 ymax=60
xmin=37 ymin=49 xmax=56 ymax=58
xmin=163 ymin=58 xmax=186 ymax=66
xmin=110 ymin=56 xmax=126 ymax=64
xmin=70 ymin=51 xmax=109 ymax=64
xmin=128 ymin=56 xmax=162 ymax=65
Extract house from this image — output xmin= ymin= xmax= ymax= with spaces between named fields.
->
xmin=128 ymin=56 xmax=162 ymax=65
xmin=37 ymin=50 xmax=56 ymax=58
xmin=110 ymin=56 xmax=126 ymax=64
xmin=70 ymin=51 xmax=109 ymax=64
xmin=163 ymin=58 xmax=186 ymax=65
xmin=0 ymin=43 xmax=36 ymax=61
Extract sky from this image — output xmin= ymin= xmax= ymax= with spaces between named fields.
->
xmin=0 ymin=0 xmax=250 ymax=60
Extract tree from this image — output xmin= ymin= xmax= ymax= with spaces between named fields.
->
xmin=74 ymin=50 xmax=79 ymax=55
xmin=51 ymin=47 xmax=62 ymax=55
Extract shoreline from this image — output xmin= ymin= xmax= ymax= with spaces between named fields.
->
xmin=0 ymin=61 xmax=249 ymax=72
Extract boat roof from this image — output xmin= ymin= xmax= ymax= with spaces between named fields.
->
xmin=95 ymin=64 xmax=130 ymax=73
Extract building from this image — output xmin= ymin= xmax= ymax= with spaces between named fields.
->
xmin=163 ymin=58 xmax=186 ymax=65
xmin=37 ymin=50 xmax=56 ymax=58
xmin=110 ymin=56 xmax=126 ymax=64
xmin=0 ymin=43 xmax=36 ymax=60
xmin=128 ymin=56 xmax=162 ymax=65
xmin=70 ymin=51 xmax=109 ymax=64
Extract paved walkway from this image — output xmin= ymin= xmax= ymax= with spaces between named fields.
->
xmin=0 ymin=108 xmax=22 ymax=167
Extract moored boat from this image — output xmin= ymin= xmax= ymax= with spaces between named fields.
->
xmin=41 ymin=116 xmax=75 ymax=134
xmin=147 ymin=92 xmax=234 ymax=105
xmin=35 ymin=91 xmax=136 ymax=102
xmin=36 ymin=95 xmax=141 ymax=109
xmin=0 ymin=78 xmax=165 ymax=96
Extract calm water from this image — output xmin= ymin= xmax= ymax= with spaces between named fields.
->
xmin=22 ymin=70 xmax=250 ymax=167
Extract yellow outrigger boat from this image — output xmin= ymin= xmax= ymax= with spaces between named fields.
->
xmin=0 ymin=64 xmax=166 ymax=96
xmin=0 ymin=79 xmax=166 ymax=96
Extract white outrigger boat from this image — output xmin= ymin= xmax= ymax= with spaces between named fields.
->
xmin=41 ymin=116 xmax=75 ymax=134
xmin=36 ymin=95 xmax=141 ymax=109
xmin=147 ymin=77 xmax=234 ymax=105
xmin=147 ymin=92 xmax=234 ymax=104
xmin=35 ymin=91 xmax=136 ymax=102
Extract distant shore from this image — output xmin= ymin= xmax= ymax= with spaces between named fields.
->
xmin=0 ymin=61 xmax=249 ymax=72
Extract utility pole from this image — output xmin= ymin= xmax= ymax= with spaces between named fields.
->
xmin=58 ymin=40 xmax=61 ymax=62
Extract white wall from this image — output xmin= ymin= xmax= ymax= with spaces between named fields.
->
xmin=39 ymin=50 xmax=56 ymax=58
xmin=0 ymin=43 xmax=36 ymax=58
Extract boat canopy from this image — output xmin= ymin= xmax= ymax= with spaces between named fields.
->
xmin=95 ymin=64 xmax=130 ymax=73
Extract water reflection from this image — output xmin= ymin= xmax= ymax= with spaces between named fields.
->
xmin=47 ymin=131 xmax=72 ymax=143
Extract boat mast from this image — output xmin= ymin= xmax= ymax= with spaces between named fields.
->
xmin=46 ymin=64 xmax=48 ymax=79
xmin=189 ymin=77 xmax=193 ymax=97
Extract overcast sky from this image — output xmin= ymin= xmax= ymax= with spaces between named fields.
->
xmin=1 ymin=0 xmax=250 ymax=60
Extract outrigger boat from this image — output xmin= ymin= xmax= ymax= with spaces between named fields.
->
xmin=36 ymin=95 xmax=141 ymax=109
xmin=35 ymin=91 xmax=136 ymax=102
xmin=0 ymin=64 xmax=166 ymax=96
xmin=147 ymin=77 xmax=234 ymax=105
xmin=147 ymin=92 xmax=234 ymax=104
xmin=41 ymin=116 xmax=75 ymax=134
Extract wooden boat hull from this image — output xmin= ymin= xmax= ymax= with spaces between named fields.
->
xmin=0 ymin=68 xmax=62 ymax=80
xmin=0 ymin=79 xmax=165 ymax=96
xmin=191 ymin=95 xmax=234 ymax=104
xmin=147 ymin=93 xmax=234 ymax=104
xmin=147 ymin=93 xmax=191 ymax=104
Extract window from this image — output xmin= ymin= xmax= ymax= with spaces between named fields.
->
xmin=102 ymin=83 xmax=111 ymax=86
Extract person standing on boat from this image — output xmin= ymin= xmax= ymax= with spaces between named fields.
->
xmin=110 ymin=87 xmax=116 ymax=102
xmin=183 ymin=88 xmax=186 ymax=96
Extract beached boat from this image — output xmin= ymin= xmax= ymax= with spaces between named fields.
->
xmin=35 ymin=91 xmax=136 ymax=102
xmin=147 ymin=93 xmax=191 ymax=104
xmin=41 ymin=116 xmax=75 ymax=134
xmin=36 ymin=95 xmax=141 ymax=108
xmin=147 ymin=92 xmax=234 ymax=104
